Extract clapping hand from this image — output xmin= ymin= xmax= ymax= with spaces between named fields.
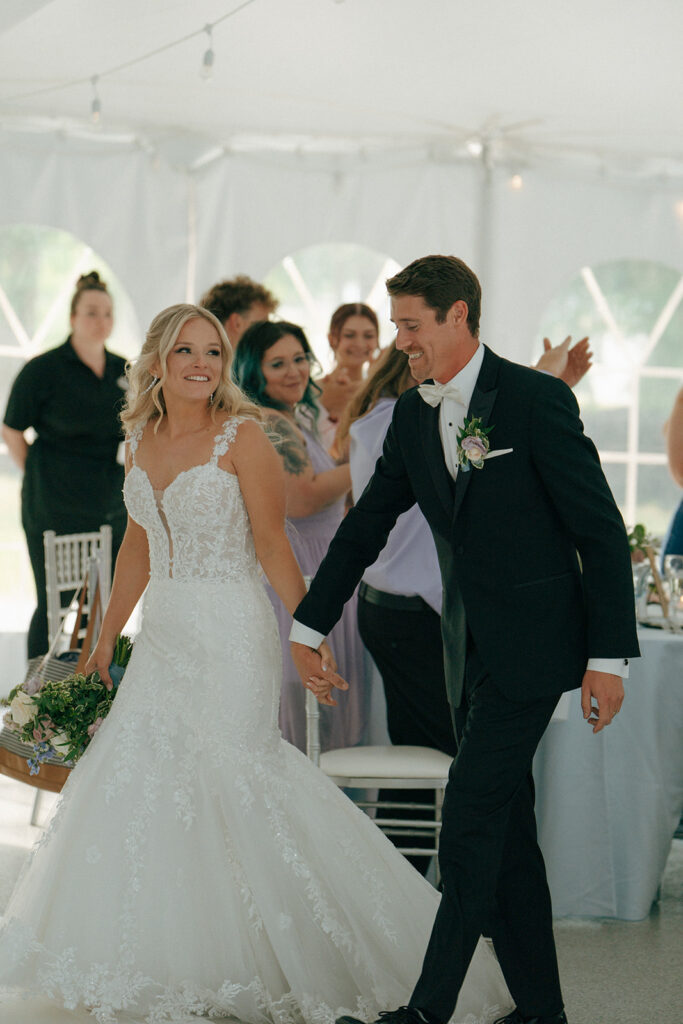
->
xmin=537 ymin=336 xmax=593 ymax=389
xmin=290 ymin=639 xmax=349 ymax=707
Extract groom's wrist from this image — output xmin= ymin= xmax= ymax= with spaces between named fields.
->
xmin=290 ymin=620 xmax=326 ymax=649
xmin=586 ymin=656 xmax=629 ymax=678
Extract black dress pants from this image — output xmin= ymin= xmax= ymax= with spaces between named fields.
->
xmin=410 ymin=641 xmax=564 ymax=1022
xmin=357 ymin=592 xmax=457 ymax=874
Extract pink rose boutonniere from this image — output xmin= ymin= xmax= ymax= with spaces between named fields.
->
xmin=456 ymin=416 xmax=493 ymax=470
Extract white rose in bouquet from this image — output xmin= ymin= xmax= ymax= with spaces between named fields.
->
xmin=51 ymin=732 xmax=72 ymax=756
xmin=9 ymin=690 xmax=37 ymax=728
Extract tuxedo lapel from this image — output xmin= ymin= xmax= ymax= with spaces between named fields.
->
xmin=419 ymin=394 xmax=455 ymax=517
xmin=452 ymin=346 xmax=499 ymax=523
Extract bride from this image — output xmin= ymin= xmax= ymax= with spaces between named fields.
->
xmin=0 ymin=304 xmax=512 ymax=1024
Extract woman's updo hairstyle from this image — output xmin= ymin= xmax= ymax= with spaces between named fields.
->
xmin=70 ymin=270 xmax=110 ymax=315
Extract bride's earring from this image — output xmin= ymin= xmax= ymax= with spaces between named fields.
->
xmin=209 ymin=392 xmax=215 ymax=406
xmin=142 ymin=375 xmax=159 ymax=395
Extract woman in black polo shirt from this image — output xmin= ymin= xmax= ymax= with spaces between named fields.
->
xmin=2 ymin=271 xmax=128 ymax=657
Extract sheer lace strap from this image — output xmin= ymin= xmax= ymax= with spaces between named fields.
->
xmin=127 ymin=426 xmax=143 ymax=464
xmin=211 ymin=417 xmax=241 ymax=463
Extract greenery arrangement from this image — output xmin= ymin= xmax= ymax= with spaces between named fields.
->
xmin=2 ymin=634 xmax=133 ymax=772
xmin=627 ymin=523 xmax=657 ymax=558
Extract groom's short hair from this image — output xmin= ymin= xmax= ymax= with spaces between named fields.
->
xmin=386 ymin=255 xmax=481 ymax=337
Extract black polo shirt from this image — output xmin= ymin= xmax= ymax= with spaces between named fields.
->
xmin=4 ymin=337 xmax=128 ymax=536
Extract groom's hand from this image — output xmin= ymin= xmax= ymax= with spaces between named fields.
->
xmin=581 ymin=669 xmax=624 ymax=733
xmin=290 ymin=641 xmax=349 ymax=707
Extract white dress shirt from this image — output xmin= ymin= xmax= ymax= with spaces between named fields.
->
xmin=291 ymin=344 xmax=628 ymax=678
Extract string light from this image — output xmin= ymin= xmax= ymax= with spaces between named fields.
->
xmin=466 ymin=137 xmax=483 ymax=158
xmin=90 ymin=76 xmax=101 ymax=124
xmin=2 ymin=2 xmax=258 ymax=111
xmin=201 ymin=25 xmax=214 ymax=80
xmin=510 ymin=173 xmax=523 ymax=190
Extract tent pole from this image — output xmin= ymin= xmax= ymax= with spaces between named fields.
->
xmin=185 ymin=173 xmax=197 ymax=303
xmin=474 ymin=148 xmax=493 ymax=294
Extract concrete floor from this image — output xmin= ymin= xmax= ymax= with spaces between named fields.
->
xmin=0 ymin=775 xmax=681 ymax=1024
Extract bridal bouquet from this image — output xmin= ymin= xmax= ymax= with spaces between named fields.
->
xmin=2 ymin=634 xmax=133 ymax=772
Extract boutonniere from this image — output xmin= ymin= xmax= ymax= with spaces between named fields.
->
xmin=456 ymin=417 xmax=492 ymax=470
xmin=456 ymin=417 xmax=514 ymax=471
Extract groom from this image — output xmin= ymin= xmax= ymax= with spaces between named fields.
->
xmin=290 ymin=255 xmax=639 ymax=1024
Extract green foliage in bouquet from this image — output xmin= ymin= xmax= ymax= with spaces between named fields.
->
xmin=2 ymin=634 xmax=134 ymax=771
xmin=628 ymin=523 xmax=657 ymax=556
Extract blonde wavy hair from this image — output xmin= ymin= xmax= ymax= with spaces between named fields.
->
xmin=121 ymin=303 xmax=262 ymax=435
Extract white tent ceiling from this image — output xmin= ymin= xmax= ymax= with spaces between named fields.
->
xmin=1 ymin=0 xmax=682 ymax=176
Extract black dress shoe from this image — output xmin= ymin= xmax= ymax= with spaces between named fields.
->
xmin=336 ymin=1007 xmax=439 ymax=1024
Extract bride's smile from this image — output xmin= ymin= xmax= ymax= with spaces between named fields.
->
xmin=156 ymin=317 xmax=223 ymax=404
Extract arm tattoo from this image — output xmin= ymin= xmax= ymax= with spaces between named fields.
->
xmin=269 ymin=415 xmax=311 ymax=477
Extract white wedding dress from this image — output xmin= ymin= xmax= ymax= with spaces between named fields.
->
xmin=0 ymin=419 xmax=512 ymax=1024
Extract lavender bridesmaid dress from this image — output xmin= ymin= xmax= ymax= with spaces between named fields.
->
xmin=266 ymin=423 xmax=367 ymax=752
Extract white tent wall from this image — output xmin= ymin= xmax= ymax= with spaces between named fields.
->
xmin=192 ymin=155 xmax=481 ymax=309
xmin=0 ymin=132 xmax=188 ymax=328
xmin=192 ymin=150 xmax=683 ymax=364
xmin=0 ymin=135 xmax=681 ymax=353
xmin=488 ymin=168 xmax=683 ymax=363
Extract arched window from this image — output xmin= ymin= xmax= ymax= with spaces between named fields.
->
xmin=0 ymin=224 xmax=140 ymax=627
xmin=536 ymin=259 xmax=683 ymax=537
xmin=263 ymin=242 xmax=401 ymax=372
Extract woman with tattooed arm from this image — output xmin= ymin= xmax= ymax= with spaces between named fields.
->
xmin=232 ymin=320 xmax=366 ymax=753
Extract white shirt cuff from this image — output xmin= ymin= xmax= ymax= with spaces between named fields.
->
xmin=587 ymin=657 xmax=630 ymax=679
xmin=289 ymin=620 xmax=326 ymax=649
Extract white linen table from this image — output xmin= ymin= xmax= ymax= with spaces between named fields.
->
xmin=533 ymin=628 xmax=683 ymax=919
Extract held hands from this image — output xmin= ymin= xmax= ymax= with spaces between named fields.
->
xmin=537 ymin=336 xmax=593 ymax=389
xmin=84 ymin=640 xmax=115 ymax=691
xmin=290 ymin=639 xmax=349 ymax=707
xmin=581 ymin=669 xmax=624 ymax=733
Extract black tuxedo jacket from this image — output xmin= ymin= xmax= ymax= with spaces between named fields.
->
xmin=296 ymin=346 xmax=640 ymax=705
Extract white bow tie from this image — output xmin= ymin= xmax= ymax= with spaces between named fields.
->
xmin=417 ymin=379 xmax=464 ymax=407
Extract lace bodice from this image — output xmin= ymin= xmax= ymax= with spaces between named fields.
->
xmin=124 ymin=417 xmax=258 ymax=582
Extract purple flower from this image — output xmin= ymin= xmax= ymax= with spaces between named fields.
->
xmin=460 ymin=435 xmax=488 ymax=468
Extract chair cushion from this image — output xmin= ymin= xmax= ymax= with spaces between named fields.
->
xmin=320 ymin=744 xmax=452 ymax=785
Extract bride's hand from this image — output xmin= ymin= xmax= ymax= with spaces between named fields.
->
xmin=290 ymin=641 xmax=348 ymax=707
xmin=85 ymin=640 xmax=115 ymax=691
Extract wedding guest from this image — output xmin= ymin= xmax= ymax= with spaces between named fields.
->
xmin=317 ymin=303 xmax=380 ymax=451
xmin=291 ymin=255 xmax=638 ymax=1024
xmin=232 ymin=319 xmax=366 ymax=752
xmin=1 ymin=271 xmax=127 ymax=657
xmin=199 ymin=274 xmax=278 ymax=344
xmin=661 ymin=385 xmax=683 ymax=562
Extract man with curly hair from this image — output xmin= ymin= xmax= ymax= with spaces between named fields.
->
xmin=200 ymin=274 xmax=278 ymax=344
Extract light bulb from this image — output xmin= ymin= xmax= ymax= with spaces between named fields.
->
xmin=201 ymin=47 xmax=214 ymax=79
xmin=510 ymin=174 xmax=523 ymax=190
xmin=90 ymin=77 xmax=101 ymax=125
xmin=201 ymin=25 xmax=214 ymax=80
